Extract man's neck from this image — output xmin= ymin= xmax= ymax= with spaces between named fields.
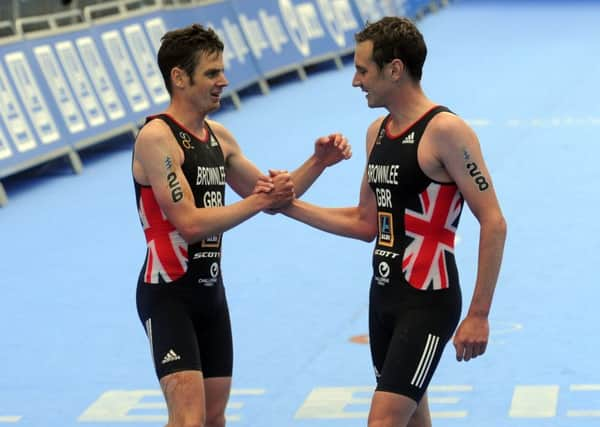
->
xmin=387 ymin=85 xmax=435 ymax=133
xmin=165 ymin=102 xmax=208 ymax=136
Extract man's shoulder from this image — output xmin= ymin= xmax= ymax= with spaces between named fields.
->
xmin=205 ymin=118 xmax=226 ymax=134
xmin=206 ymin=118 xmax=236 ymax=148
xmin=371 ymin=115 xmax=387 ymax=127
xmin=366 ymin=115 xmax=386 ymax=134
xmin=426 ymin=111 xmax=478 ymax=154
xmin=429 ymin=111 xmax=472 ymax=137
xmin=135 ymin=117 xmax=176 ymax=153
xmin=139 ymin=115 xmax=172 ymax=136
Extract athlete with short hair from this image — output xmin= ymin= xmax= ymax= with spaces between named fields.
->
xmin=279 ymin=17 xmax=507 ymax=427
xmin=132 ymin=23 xmax=351 ymax=427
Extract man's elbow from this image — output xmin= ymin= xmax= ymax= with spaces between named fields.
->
xmin=176 ymin=222 xmax=203 ymax=245
xmin=359 ymin=234 xmax=377 ymax=243
xmin=356 ymin=224 xmax=378 ymax=242
xmin=498 ymin=215 xmax=507 ymax=242
xmin=488 ymin=213 xmax=507 ymax=241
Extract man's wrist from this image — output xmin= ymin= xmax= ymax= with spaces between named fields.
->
xmin=308 ymin=153 xmax=328 ymax=169
xmin=467 ymin=308 xmax=490 ymax=318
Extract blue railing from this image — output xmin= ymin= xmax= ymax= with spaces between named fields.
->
xmin=0 ymin=0 xmax=447 ymax=206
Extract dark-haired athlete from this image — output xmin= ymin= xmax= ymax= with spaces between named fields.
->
xmin=132 ymin=24 xmax=351 ymax=427
xmin=280 ymin=17 xmax=506 ymax=427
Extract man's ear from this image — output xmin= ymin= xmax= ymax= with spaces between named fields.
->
xmin=171 ymin=67 xmax=186 ymax=89
xmin=389 ymin=58 xmax=405 ymax=81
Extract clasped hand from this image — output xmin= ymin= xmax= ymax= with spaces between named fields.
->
xmin=251 ymin=133 xmax=352 ymax=212
xmin=252 ymin=170 xmax=294 ymax=211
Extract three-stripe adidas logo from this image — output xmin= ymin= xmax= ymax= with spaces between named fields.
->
xmin=410 ymin=334 xmax=440 ymax=388
xmin=161 ymin=349 xmax=181 ymax=364
xmin=402 ymin=132 xmax=415 ymax=144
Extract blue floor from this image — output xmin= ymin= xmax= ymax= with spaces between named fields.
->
xmin=2 ymin=1 xmax=600 ymax=425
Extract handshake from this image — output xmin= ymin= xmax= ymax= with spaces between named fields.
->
xmin=252 ymin=169 xmax=296 ymax=212
xmin=251 ymin=132 xmax=351 ymax=213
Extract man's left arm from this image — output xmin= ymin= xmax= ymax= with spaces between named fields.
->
xmin=433 ymin=115 xmax=507 ymax=362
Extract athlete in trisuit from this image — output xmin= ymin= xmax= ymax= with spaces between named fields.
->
xmin=132 ymin=23 xmax=351 ymax=427
xmin=279 ymin=16 xmax=507 ymax=427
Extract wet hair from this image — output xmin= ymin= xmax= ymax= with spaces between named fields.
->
xmin=157 ymin=23 xmax=224 ymax=94
xmin=354 ymin=17 xmax=426 ymax=81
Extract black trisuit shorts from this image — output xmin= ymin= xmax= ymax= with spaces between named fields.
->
xmin=136 ymin=272 xmax=233 ymax=380
xmin=369 ymin=277 xmax=462 ymax=402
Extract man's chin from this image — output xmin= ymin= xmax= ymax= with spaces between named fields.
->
xmin=207 ymin=101 xmax=221 ymax=113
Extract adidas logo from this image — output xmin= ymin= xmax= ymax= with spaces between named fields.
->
xmin=402 ymin=132 xmax=415 ymax=144
xmin=374 ymin=365 xmax=381 ymax=378
xmin=161 ymin=349 xmax=181 ymax=364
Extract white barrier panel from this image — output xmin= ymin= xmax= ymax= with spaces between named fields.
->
xmin=0 ymin=0 xmax=438 ymax=205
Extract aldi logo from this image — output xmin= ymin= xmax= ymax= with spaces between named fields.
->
xmin=377 ymin=212 xmax=394 ymax=247
xmin=201 ymin=234 xmax=221 ymax=248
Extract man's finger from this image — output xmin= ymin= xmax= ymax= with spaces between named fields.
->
xmin=462 ymin=344 xmax=473 ymax=362
xmin=477 ymin=342 xmax=487 ymax=356
xmin=454 ymin=340 xmax=464 ymax=362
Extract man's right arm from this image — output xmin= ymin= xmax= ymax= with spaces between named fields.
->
xmin=281 ymin=119 xmax=382 ymax=242
xmin=284 ymin=172 xmax=377 ymax=242
xmin=133 ymin=120 xmax=292 ymax=244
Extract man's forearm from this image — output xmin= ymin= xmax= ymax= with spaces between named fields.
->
xmin=290 ymin=155 xmax=327 ymax=197
xmin=468 ymin=216 xmax=507 ymax=317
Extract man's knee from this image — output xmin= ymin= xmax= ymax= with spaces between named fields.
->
xmin=368 ymin=390 xmax=419 ymax=427
xmin=407 ymin=412 xmax=431 ymax=427
xmin=368 ymin=416 xmax=393 ymax=427
xmin=368 ymin=406 xmax=406 ymax=427
xmin=407 ymin=396 xmax=431 ymax=427
xmin=166 ymin=421 xmax=204 ymax=427
xmin=205 ymin=414 xmax=226 ymax=427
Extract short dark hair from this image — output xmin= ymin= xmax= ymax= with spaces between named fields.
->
xmin=157 ymin=23 xmax=224 ymax=94
xmin=354 ymin=17 xmax=426 ymax=81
